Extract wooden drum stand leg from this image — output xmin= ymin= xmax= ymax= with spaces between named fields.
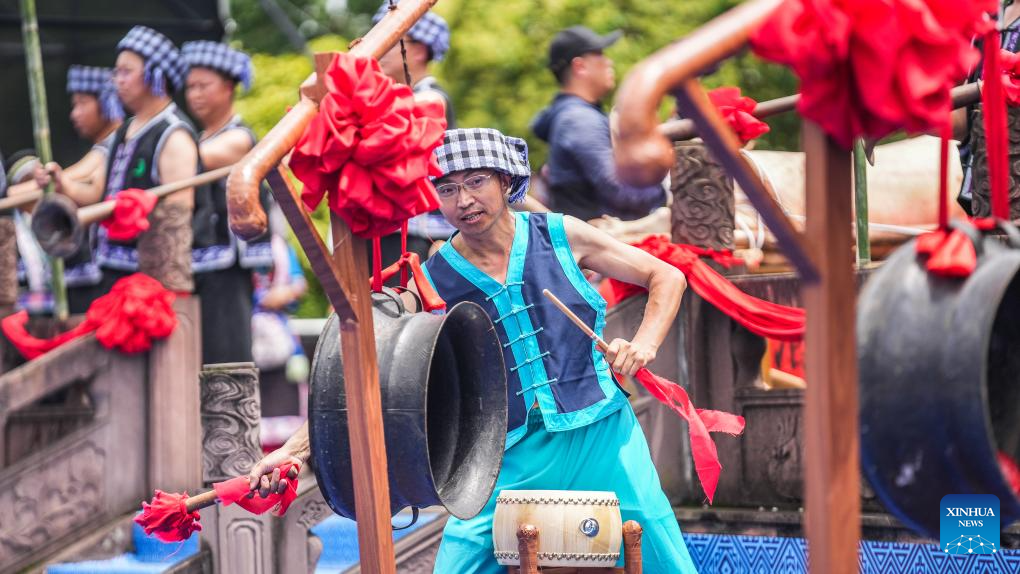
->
xmin=508 ymin=520 xmax=644 ymax=574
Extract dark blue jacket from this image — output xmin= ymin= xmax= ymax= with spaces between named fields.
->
xmin=531 ymin=93 xmax=664 ymax=221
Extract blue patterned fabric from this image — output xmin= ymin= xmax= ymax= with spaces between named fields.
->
xmin=181 ymin=41 xmax=253 ymax=90
xmin=423 ymin=212 xmax=628 ymax=449
xmin=117 ymin=26 xmax=186 ymax=96
xmin=372 ymin=0 xmax=450 ymax=61
xmin=66 ymin=65 xmax=123 ymax=121
xmin=682 ymin=532 xmax=1020 ymax=573
xmin=433 ymin=128 xmax=531 ymax=203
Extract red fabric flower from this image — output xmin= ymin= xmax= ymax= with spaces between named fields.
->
xmin=0 ymin=273 xmax=177 ymax=359
xmin=135 ymin=490 xmax=202 ymax=543
xmin=290 ymin=53 xmax=447 ymax=238
xmin=707 ymin=87 xmax=770 ymax=143
xmin=102 ymin=188 xmax=158 ymax=242
xmin=212 ymin=462 xmax=300 ymax=516
xmin=751 ymin=0 xmax=994 ymax=149
xmin=606 ymin=236 xmax=805 ymax=341
xmin=1001 ymin=50 xmax=1020 ymax=107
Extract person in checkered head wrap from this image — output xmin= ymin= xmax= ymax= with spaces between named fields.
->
xmin=368 ymin=1 xmax=459 ymax=279
xmin=115 ymin=26 xmax=187 ymax=102
xmin=416 ymin=127 xmax=699 ymax=573
xmin=67 ymin=65 xmax=124 ymax=127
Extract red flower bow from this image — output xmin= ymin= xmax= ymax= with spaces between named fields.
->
xmin=707 ymin=87 xmax=770 ymax=143
xmin=102 ymin=188 xmax=158 ymax=242
xmin=1 ymin=273 xmax=177 ymax=359
xmin=751 ymin=0 xmax=995 ymax=149
xmin=290 ymin=53 xmax=447 ymax=238
xmin=1000 ymin=50 xmax=1020 ymax=106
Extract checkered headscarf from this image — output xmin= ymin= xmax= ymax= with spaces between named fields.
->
xmin=182 ymin=41 xmax=254 ymax=91
xmin=67 ymin=65 xmax=123 ymax=121
xmin=117 ymin=26 xmax=186 ymax=96
xmin=433 ymin=128 xmax=531 ymax=203
xmin=372 ymin=1 xmax=450 ymax=62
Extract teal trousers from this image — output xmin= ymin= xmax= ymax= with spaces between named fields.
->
xmin=433 ymin=404 xmax=698 ymax=573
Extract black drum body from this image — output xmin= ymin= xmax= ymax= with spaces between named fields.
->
xmin=309 ymin=292 xmax=507 ymax=523
xmin=858 ymin=221 xmax=1020 ymax=538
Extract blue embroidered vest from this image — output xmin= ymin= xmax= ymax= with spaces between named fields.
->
xmin=422 ymin=212 xmax=629 ymax=450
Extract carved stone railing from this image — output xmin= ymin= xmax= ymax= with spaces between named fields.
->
xmin=0 ymin=297 xmax=201 ymax=572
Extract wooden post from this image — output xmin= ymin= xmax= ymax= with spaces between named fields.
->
xmin=801 ymin=122 xmax=860 ymax=573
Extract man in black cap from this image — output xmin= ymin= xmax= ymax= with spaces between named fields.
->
xmin=531 ymin=25 xmax=665 ymax=223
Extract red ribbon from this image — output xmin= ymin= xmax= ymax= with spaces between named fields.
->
xmin=102 ymin=188 xmax=158 ymax=242
xmin=983 ymin=29 xmax=1011 ymax=221
xmin=627 ymin=368 xmax=744 ymax=504
xmin=607 ymin=237 xmax=805 ymax=341
xmin=1 ymin=273 xmax=177 ymax=359
xmin=751 ymin=0 xmax=994 ymax=149
xmin=368 ymin=251 xmax=447 ymax=312
xmin=212 ymin=462 xmax=300 ymax=517
xmin=707 ymin=87 xmax=770 ymax=144
xmin=290 ymin=53 xmax=447 ymax=239
xmin=1001 ymin=50 xmax=1020 ymax=106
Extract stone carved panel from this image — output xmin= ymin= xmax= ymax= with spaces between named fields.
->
xmin=968 ymin=107 xmax=1020 ymax=219
xmin=670 ymin=142 xmax=736 ymax=250
xmin=0 ymin=217 xmax=16 ymax=309
xmin=200 ymin=363 xmax=261 ymax=484
xmin=138 ymin=201 xmax=193 ymax=292
xmin=297 ymin=498 xmax=332 ymax=530
xmin=0 ymin=440 xmax=105 ymax=568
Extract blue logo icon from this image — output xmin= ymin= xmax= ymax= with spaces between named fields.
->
xmin=579 ymin=518 xmax=599 ymax=537
xmin=940 ymin=494 xmax=1000 ymax=555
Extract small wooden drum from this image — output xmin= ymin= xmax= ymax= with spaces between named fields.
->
xmin=492 ymin=490 xmax=623 ymax=568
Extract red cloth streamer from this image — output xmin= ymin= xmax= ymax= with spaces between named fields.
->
xmin=213 ymin=462 xmax=300 ymax=516
xmin=631 ymin=368 xmax=744 ymax=503
xmin=998 ymin=451 xmax=1020 ymax=496
xmin=751 ymin=0 xmax=994 ymax=149
xmin=914 ymin=119 xmax=979 ymax=278
xmin=983 ymin=28 xmax=1011 ymax=220
xmin=369 ymin=252 xmax=447 ymax=312
xmin=1 ymin=273 xmax=177 ymax=359
xmin=101 ymin=188 xmax=158 ymax=242
xmin=606 ymin=236 xmax=805 ymax=341
xmin=707 ymin=87 xmax=770 ymax=143
xmin=290 ymin=53 xmax=447 ymax=238
xmin=134 ymin=490 xmax=202 ymax=543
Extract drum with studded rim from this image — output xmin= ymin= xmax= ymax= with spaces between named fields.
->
xmin=492 ymin=490 xmax=623 ymax=568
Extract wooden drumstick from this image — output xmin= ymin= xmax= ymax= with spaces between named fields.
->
xmin=542 ymin=289 xmax=611 ymax=353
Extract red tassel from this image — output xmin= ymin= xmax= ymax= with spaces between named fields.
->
xmin=633 ymin=368 xmax=745 ymax=503
xmin=134 ymin=490 xmax=202 ymax=543
xmin=368 ymin=252 xmax=446 ymax=312
xmin=915 ymin=229 xmax=978 ymax=277
xmin=998 ymin=451 xmax=1020 ymax=496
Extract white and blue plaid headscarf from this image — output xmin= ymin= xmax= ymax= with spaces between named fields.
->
xmin=67 ymin=65 xmax=124 ymax=121
xmin=433 ymin=128 xmax=531 ymax=203
xmin=117 ymin=26 xmax=186 ymax=97
xmin=372 ymin=0 xmax=450 ymax=62
xmin=181 ymin=41 xmax=254 ymax=91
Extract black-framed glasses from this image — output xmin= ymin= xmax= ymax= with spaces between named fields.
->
xmin=435 ymin=172 xmax=495 ymax=198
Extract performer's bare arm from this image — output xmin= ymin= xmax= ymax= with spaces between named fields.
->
xmin=199 ymin=129 xmax=253 ymax=170
xmin=563 ymin=215 xmax=686 ymax=375
xmin=30 ymin=149 xmax=109 ymax=207
xmin=159 ymin=129 xmax=198 ymax=206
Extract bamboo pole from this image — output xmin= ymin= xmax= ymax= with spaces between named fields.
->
xmin=853 ymin=138 xmax=871 ymax=265
xmin=19 ymin=0 xmax=67 ymax=319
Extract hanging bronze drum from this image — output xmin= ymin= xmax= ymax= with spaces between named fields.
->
xmin=858 ymin=220 xmax=1020 ymax=538
xmin=309 ymin=290 xmax=507 ymax=525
